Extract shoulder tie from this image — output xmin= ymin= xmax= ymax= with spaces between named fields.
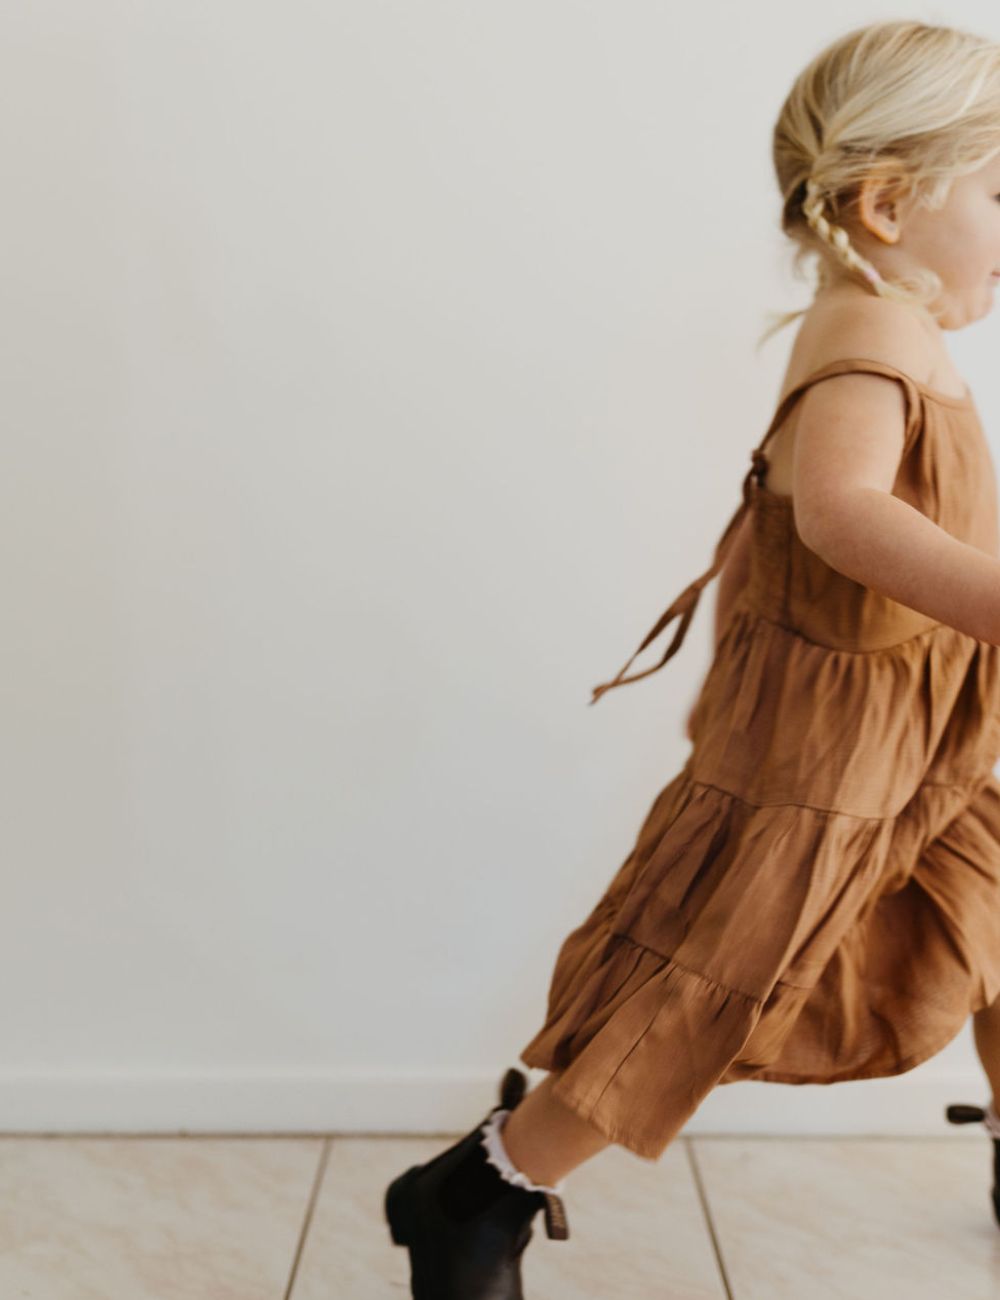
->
xmin=587 ymin=357 xmax=922 ymax=706
xmin=588 ymin=452 xmax=762 ymax=705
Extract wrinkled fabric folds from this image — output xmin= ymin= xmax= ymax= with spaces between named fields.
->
xmin=519 ymin=358 xmax=1000 ymax=1159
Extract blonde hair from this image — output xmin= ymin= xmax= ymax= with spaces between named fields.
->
xmin=759 ymin=20 xmax=1000 ymax=348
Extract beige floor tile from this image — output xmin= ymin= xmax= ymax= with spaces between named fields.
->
xmin=0 ymin=1137 xmax=321 ymax=1300
xmin=692 ymin=1135 xmax=1000 ymax=1300
xmin=296 ymin=1134 xmax=727 ymax=1299
xmin=292 ymin=1136 xmax=441 ymax=1298
xmin=523 ymin=1138 xmax=728 ymax=1300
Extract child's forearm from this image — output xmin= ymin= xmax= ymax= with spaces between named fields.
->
xmin=799 ymin=487 xmax=1000 ymax=644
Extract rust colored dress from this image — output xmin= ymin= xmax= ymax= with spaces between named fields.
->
xmin=518 ymin=357 xmax=1000 ymax=1161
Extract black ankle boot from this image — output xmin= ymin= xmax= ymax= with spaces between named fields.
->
xmin=945 ymin=1102 xmax=1000 ymax=1227
xmin=384 ymin=1067 xmax=570 ymax=1299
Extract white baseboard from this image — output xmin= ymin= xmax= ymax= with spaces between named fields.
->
xmin=0 ymin=1063 xmax=989 ymax=1139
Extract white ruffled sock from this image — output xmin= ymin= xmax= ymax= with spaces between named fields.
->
xmin=984 ymin=1100 xmax=1000 ymax=1139
xmin=478 ymin=1107 xmax=566 ymax=1195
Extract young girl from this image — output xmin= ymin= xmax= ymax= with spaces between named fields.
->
xmin=385 ymin=20 xmax=1000 ymax=1297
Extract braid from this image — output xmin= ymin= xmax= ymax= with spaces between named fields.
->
xmin=802 ymin=177 xmax=885 ymax=291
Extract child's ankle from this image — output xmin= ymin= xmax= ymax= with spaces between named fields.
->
xmin=479 ymin=1107 xmax=565 ymax=1194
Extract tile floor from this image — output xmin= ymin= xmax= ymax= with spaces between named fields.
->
xmin=2 ymin=1132 xmax=1000 ymax=1298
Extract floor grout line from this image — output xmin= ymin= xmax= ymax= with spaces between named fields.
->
xmin=684 ymin=1136 xmax=735 ymax=1300
xmin=283 ymin=1136 xmax=331 ymax=1300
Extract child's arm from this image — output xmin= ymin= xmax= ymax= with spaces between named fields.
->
xmin=793 ymin=371 xmax=1000 ymax=644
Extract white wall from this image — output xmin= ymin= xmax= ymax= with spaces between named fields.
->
xmin=4 ymin=1 xmax=999 ymax=1140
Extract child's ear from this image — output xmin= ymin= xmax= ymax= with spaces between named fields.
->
xmin=857 ymin=169 xmax=905 ymax=245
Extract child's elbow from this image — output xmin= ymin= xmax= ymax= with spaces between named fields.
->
xmin=792 ymin=493 xmax=848 ymax=564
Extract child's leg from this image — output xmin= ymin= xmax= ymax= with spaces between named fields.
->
xmin=973 ymin=996 xmax=1000 ymax=1112
xmin=498 ymin=1070 xmax=612 ymax=1185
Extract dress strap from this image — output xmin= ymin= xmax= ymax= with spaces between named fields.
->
xmin=755 ymin=357 xmax=923 ymax=461
xmin=588 ymin=357 xmax=923 ymax=706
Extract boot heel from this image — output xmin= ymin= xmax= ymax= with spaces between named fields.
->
xmin=945 ymin=1100 xmax=1000 ymax=1230
xmin=945 ymin=1103 xmax=986 ymax=1124
xmin=385 ymin=1164 xmax=421 ymax=1246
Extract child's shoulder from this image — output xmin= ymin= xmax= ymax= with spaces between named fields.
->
xmin=762 ymin=291 xmax=953 ymax=501
xmin=782 ymin=286 xmax=952 ymax=401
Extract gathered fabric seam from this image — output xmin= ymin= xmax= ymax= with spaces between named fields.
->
xmin=609 ymin=931 xmax=763 ymax=1003
xmin=727 ymin=602 xmax=959 ymax=657
xmin=685 ymin=773 xmax=889 ymax=821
